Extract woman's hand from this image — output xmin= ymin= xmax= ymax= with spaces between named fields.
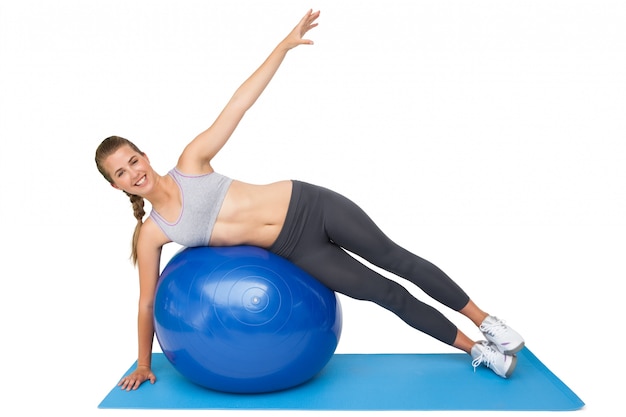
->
xmin=117 ymin=365 xmax=156 ymax=391
xmin=282 ymin=9 xmax=320 ymax=50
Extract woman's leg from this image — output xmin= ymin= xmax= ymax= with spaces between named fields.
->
xmin=459 ymin=299 xmax=489 ymax=327
xmin=316 ymin=186 xmax=524 ymax=355
xmin=318 ymin=186 xmax=471 ymax=311
xmin=272 ymin=181 xmax=465 ymax=346
xmin=273 ymin=182 xmax=522 ymax=377
xmin=291 ymin=240 xmax=461 ymax=346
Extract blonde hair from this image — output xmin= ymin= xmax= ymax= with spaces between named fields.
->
xmin=95 ymin=136 xmax=145 ymax=265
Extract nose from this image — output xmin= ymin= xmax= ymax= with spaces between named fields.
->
xmin=128 ymin=166 xmax=141 ymax=181
xmin=127 ymin=162 xmax=140 ymax=174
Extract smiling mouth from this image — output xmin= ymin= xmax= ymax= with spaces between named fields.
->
xmin=135 ymin=175 xmax=146 ymax=186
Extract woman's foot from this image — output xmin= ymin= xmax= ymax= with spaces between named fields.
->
xmin=471 ymin=340 xmax=517 ymax=378
xmin=479 ymin=315 xmax=525 ymax=354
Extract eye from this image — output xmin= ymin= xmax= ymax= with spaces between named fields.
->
xmin=131 ymin=158 xmax=138 ymax=165
xmin=116 ymin=170 xmax=125 ymax=178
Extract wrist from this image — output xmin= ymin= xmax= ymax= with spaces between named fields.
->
xmin=276 ymin=39 xmax=294 ymax=53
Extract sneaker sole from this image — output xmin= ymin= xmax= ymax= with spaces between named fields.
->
xmin=504 ymin=354 xmax=518 ymax=378
xmin=501 ymin=341 xmax=525 ymax=355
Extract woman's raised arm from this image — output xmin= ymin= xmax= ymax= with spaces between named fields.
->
xmin=177 ymin=9 xmax=320 ymax=173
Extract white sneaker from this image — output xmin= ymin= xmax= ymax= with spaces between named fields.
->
xmin=480 ymin=315 xmax=525 ymax=354
xmin=471 ymin=340 xmax=517 ymax=378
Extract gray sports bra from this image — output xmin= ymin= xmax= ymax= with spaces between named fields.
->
xmin=149 ymin=168 xmax=233 ymax=247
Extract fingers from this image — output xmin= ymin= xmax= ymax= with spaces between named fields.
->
xmin=116 ymin=370 xmax=157 ymax=391
xmin=117 ymin=373 xmax=153 ymax=391
xmin=117 ymin=376 xmax=141 ymax=391
xmin=305 ymin=9 xmax=320 ymax=22
xmin=295 ymin=10 xmax=320 ymax=45
xmin=302 ymin=9 xmax=320 ymax=32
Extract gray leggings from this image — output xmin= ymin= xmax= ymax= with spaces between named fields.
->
xmin=269 ymin=180 xmax=470 ymax=346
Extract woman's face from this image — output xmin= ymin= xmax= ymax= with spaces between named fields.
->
xmin=103 ymin=144 xmax=154 ymax=195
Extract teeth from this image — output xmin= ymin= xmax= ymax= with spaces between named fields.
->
xmin=135 ymin=176 xmax=146 ymax=186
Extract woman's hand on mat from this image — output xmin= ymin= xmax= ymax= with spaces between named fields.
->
xmin=117 ymin=365 xmax=156 ymax=391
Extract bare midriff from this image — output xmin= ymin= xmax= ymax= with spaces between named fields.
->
xmin=209 ymin=179 xmax=293 ymax=248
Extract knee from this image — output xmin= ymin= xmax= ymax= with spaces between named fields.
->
xmin=369 ymin=280 xmax=414 ymax=314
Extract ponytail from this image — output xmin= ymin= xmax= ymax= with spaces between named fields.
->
xmin=127 ymin=192 xmax=146 ymax=266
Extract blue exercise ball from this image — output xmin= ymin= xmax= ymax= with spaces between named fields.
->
xmin=153 ymin=245 xmax=343 ymax=393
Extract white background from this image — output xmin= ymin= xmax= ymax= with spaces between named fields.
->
xmin=1 ymin=1 xmax=624 ymax=416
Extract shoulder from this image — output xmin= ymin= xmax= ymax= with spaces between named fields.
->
xmin=176 ymin=144 xmax=215 ymax=176
xmin=136 ymin=219 xmax=169 ymax=284
xmin=138 ymin=217 xmax=171 ymax=249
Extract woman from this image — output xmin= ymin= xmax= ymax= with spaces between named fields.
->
xmin=96 ymin=10 xmax=524 ymax=391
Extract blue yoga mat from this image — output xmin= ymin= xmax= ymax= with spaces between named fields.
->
xmin=99 ymin=348 xmax=584 ymax=411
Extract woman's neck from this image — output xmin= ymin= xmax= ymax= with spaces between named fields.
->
xmin=146 ymin=173 xmax=180 ymax=213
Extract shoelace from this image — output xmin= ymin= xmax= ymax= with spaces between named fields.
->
xmin=472 ymin=343 xmax=498 ymax=372
xmin=479 ymin=316 xmax=508 ymax=338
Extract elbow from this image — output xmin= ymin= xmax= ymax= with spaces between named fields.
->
xmin=229 ymin=90 xmax=254 ymax=113
xmin=138 ymin=300 xmax=154 ymax=312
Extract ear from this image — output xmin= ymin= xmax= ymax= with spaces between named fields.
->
xmin=111 ymin=182 xmax=121 ymax=190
